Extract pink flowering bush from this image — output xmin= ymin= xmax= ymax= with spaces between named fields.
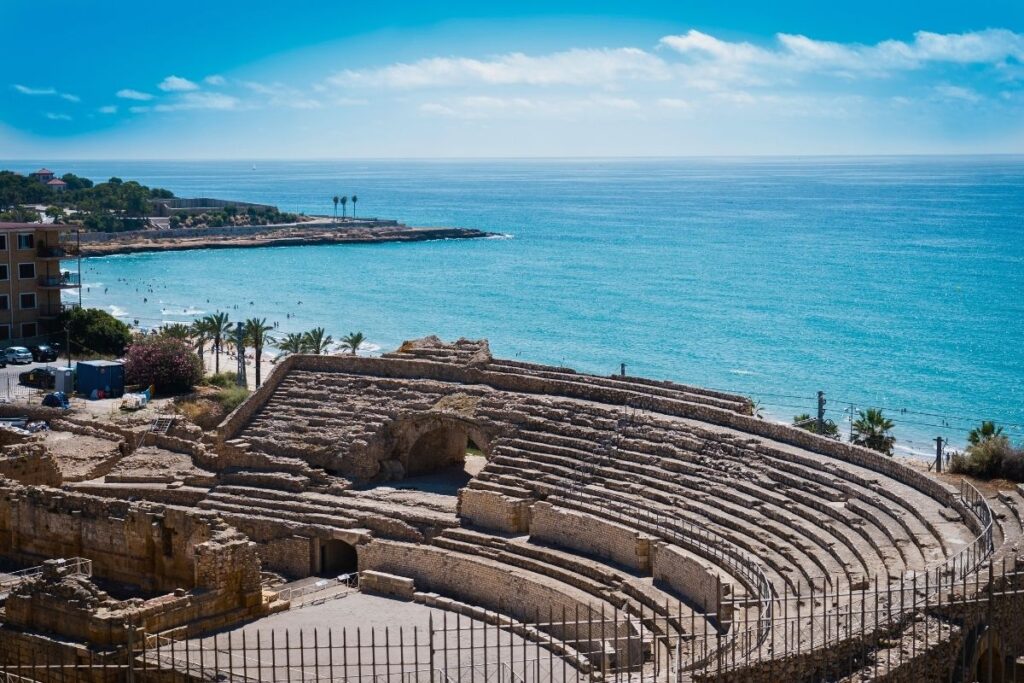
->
xmin=124 ymin=337 xmax=204 ymax=393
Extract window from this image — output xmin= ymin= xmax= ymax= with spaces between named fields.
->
xmin=19 ymin=292 xmax=35 ymax=310
xmin=0 ymin=295 xmax=8 ymax=311
xmin=20 ymin=322 xmax=37 ymax=339
xmin=0 ymin=235 xmax=7 ymax=250
xmin=0 ymin=326 xmax=9 ymax=342
xmin=0 ymin=265 xmax=7 ymax=281
xmin=17 ymin=234 xmax=34 ymax=250
xmin=17 ymin=263 xmax=35 ymax=280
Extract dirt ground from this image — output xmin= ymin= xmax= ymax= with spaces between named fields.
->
xmin=41 ymin=430 xmax=121 ymax=481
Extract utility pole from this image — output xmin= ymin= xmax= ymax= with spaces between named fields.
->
xmin=816 ymin=391 xmax=826 ymax=435
xmin=235 ymin=325 xmax=247 ymax=389
xmin=934 ymin=436 xmax=944 ymax=474
xmin=65 ymin=327 xmax=71 ymax=369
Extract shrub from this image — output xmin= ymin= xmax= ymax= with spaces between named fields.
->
xmin=217 ymin=385 xmax=250 ymax=412
xmin=949 ymin=436 xmax=1024 ymax=481
xmin=124 ymin=337 xmax=203 ymax=393
xmin=60 ymin=307 xmax=132 ymax=356
xmin=203 ymin=371 xmax=237 ymax=388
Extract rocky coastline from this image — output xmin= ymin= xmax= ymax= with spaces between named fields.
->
xmin=77 ymin=219 xmax=495 ymax=257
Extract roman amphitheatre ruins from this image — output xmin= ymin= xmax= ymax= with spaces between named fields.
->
xmin=0 ymin=336 xmax=1021 ymax=682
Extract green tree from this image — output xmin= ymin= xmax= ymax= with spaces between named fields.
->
xmin=244 ymin=317 xmax=275 ymax=387
xmin=59 ymin=307 xmax=132 ymax=356
xmin=852 ymin=408 xmax=896 ymax=455
xmin=968 ymin=421 xmax=1004 ymax=448
xmin=351 ymin=194 xmax=358 ymax=219
xmin=792 ymin=413 xmax=839 ymax=438
xmin=277 ymin=332 xmax=306 ymax=356
xmin=160 ymin=323 xmax=192 ymax=340
xmin=332 ymin=195 xmax=339 ymax=221
xmin=44 ymin=206 xmax=65 ymax=223
xmin=190 ymin=317 xmax=213 ymax=368
xmin=302 ymin=327 xmax=333 ymax=355
xmin=339 ymin=331 xmax=365 ymax=356
xmin=340 ymin=195 xmax=348 ymax=219
xmin=204 ymin=312 xmax=232 ymax=374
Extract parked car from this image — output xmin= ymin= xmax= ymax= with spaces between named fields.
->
xmin=29 ymin=344 xmax=58 ymax=362
xmin=20 ymin=366 xmax=56 ymax=389
xmin=0 ymin=356 xmax=6 ymax=368
xmin=4 ymin=347 xmax=32 ymax=364
xmin=42 ymin=392 xmax=70 ymax=410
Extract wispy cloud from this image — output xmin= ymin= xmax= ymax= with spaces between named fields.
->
xmin=242 ymin=81 xmax=322 ymax=109
xmin=153 ymin=92 xmax=240 ymax=111
xmin=98 ymin=105 xmax=118 ymax=114
xmin=14 ymin=84 xmax=80 ymax=101
xmin=204 ymin=75 xmax=226 ymax=86
xmin=44 ymin=112 xmax=72 ymax=121
xmin=934 ymin=84 xmax=982 ymax=102
xmin=158 ymin=75 xmax=200 ymax=92
xmin=330 ymin=48 xmax=671 ymax=88
xmin=117 ymin=89 xmax=154 ymax=101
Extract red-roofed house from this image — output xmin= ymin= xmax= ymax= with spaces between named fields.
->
xmin=28 ymin=168 xmax=55 ymax=184
xmin=46 ymin=178 xmax=67 ymax=192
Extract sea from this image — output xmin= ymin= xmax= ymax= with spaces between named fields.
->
xmin=6 ymin=157 xmax=1023 ymax=457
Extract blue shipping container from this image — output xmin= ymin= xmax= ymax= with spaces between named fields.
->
xmin=76 ymin=360 xmax=125 ymax=398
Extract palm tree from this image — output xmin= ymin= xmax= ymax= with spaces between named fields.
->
xmin=332 ymin=195 xmax=339 ymax=221
xmin=206 ymin=311 xmax=232 ymax=374
xmin=340 ymin=195 xmax=348 ymax=219
xmin=968 ymin=421 xmax=1004 ymax=448
xmin=303 ymin=327 xmax=333 ymax=355
xmin=190 ymin=317 xmax=213 ymax=365
xmin=160 ymin=322 xmax=191 ymax=340
xmin=351 ymin=194 xmax=358 ymax=219
xmin=339 ymin=331 xmax=365 ymax=356
xmin=244 ymin=318 xmax=275 ymax=387
xmin=852 ymin=408 xmax=896 ymax=455
xmin=277 ymin=332 xmax=306 ymax=356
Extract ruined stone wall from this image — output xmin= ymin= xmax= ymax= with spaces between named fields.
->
xmin=529 ymin=502 xmax=653 ymax=572
xmin=650 ymin=542 xmax=729 ymax=620
xmin=257 ymin=535 xmax=313 ymax=578
xmin=0 ymin=444 xmax=62 ymax=486
xmin=0 ymin=481 xmax=259 ymax=596
xmin=458 ymin=488 xmax=532 ymax=534
xmin=359 ymin=539 xmax=610 ymax=627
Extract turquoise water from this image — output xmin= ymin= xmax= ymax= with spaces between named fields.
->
xmin=8 ymin=157 xmax=1023 ymax=455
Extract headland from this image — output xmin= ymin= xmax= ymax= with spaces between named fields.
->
xmin=76 ymin=217 xmax=495 ymax=257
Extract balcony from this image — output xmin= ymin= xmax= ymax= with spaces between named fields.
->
xmin=37 ymin=245 xmax=80 ymax=259
xmin=38 ymin=303 xmax=79 ymax=320
xmin=38 ymin=273 xmax=81 ymax=289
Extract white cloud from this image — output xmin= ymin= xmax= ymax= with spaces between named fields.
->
xmin=158 ymin=75 xmax=200 ymax=92
xmin=418 ymin=93 xmax=643 ymax=119
xmin=117 ymin=89 xmax=154 ymax=101
xmin=44 ymin=112 xmax=72 ymax=121
xmin=330 ymin=47 xmax=670 ymax=88
xmin=204 ymin=75 xmax=226 ymax=86
xmin=153 ymin=92 xmax=240 ymax=111
xmin=657 ymin=98 xmax=692 ymax=109
xmin=98 ymin=105 xmax=118 ymax=114
xmin=934 ymin=84 xmax=982 ymax=102
xmin=14 ymin=84 xmax=79 ymax=101
xmin=129 ymin=106 xmax=151 ymax=114
xmin=660 ymin=28 xmax=1024 ymax=79
xmin=242 ymin=81 xmax=322 ymax=109
xmin=13 ymin=84 xmax=56 ymax=95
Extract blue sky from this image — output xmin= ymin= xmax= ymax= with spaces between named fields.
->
xmin=2 ymin=1 xmax=1023 ymax=157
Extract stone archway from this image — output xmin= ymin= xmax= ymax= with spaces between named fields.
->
xmin=374 ymin=412 xmax=493 ymax=481
xmin=319 ymin=539 xmax=357 ymax=576
xmin=973 ymin=628 xmax=1007 ymax=683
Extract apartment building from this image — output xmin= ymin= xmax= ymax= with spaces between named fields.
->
xmin=0 ymin=223 xmax=81 ymax=342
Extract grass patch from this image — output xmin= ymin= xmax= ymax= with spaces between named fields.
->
xmin=217 ymin=385 xmax=250 ymax=412
xmin=203 ymin=372 xmax=237 ymax=388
